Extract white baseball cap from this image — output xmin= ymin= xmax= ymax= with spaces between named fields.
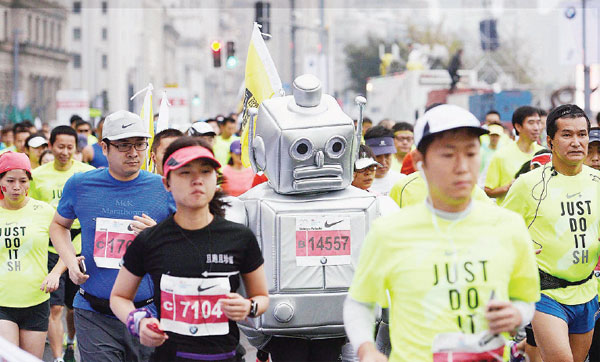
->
xmin=188 ymin=121 xmax=216 ymax=136
xmin=355 ymin=157 xmax=381 ymax=170
xmin=414 ymin=104 xmax=488 ymax=147
xmin=102 ymin=110 xmax=151 ymax=141
xmin=27 ymin=136 xmax=48 ymax=148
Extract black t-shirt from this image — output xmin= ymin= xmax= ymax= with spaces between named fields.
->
xmin=123 ymin=215 xmax=263 ymax=357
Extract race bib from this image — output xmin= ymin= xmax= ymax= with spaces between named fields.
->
xmin=160 ymin=274 xmax=230 ymax=337
xmin=594 ymin=258 xmax=600 ymax=278
xmin=432 ymin=332 xmax=505 ymax=362
xmin=295 ymin=215 xmax=351 ymax=266
xmin=93 ymin=218 xmax=136 ymax=269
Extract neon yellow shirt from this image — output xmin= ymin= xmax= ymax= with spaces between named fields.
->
xmin=350 ymin=201 xmax=540 ymax=361
xmin=30 ymin=160 xmax=95 ymax=254
xmin=485 ymin=141 xmax=543 ymax=204
xmin=213 ymin=134 xmax=240 ymax=166
xmin=502 ymin=165 xmax=600 ymax=305
xmin=87 ymin=134 xmax=98 ymax=145
xmin=0 ymin=199 xmax=55 ymax=307
xmin=389 ymin=172 xmax=490 ymax=208
xmin=390 ymin=155 xmax=403 ymax=173
xmin=480 ymin=132 xmax=511 ymax=149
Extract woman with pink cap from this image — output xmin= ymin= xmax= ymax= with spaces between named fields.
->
xmin=111 ymin=137 xmax=268 ymax=361
xmin=0 ymin=152 xmax=57 ymax=358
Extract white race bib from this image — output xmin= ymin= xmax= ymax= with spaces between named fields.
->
xmin=93 ymin=218 xmax=136 ymax=269
xmin=432 ymin=331 xmax=505 ymax=362
xmin=160 ymin=274 xmax=230 ymax=337
xmin=295 ymin=215 xmax=351 ymax=266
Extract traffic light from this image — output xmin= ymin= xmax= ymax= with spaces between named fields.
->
xmin=226 ymin=41 xmax=237 ymax=68
xmin=479 ymin=19 xmax=499 ymax=51
xmin=255 ymin=1 xmax=270 ymax=36
xmin=211 ymin=40 xmax=222 ymax=67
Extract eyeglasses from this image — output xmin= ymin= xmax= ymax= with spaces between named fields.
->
xmin=395 ymin=136 xmax=414 ymax=142
xmin=107 ymin=140 xmax=148 ymax=152
xmin=355 ymin=165 xmax=377 ymax=173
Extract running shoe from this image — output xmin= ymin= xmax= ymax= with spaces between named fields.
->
xmin=63 ymin=344 xmax=75 ymax=362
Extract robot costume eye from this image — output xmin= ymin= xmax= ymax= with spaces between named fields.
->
xmin=325 ymin=136 xmax=346 ymax=159
xmin=290 ymin=138 xmax=314 ymax=161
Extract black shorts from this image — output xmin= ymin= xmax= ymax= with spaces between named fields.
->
xmin=0 ymin=300 xmax=50 ymax=331
xmin=525 ymin=324 xmax=536 ymax=347
xmin=47 ymin=252 xmax=79 ymax=309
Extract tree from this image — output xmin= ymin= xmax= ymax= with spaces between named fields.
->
xmin=344 ymin=36 xmax=382 ymax=94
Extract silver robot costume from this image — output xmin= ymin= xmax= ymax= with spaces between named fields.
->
xmin=235 ymin=74 xmax=382 ymax=355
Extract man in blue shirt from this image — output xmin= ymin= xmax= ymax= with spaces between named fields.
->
xmin=50 ymin=110 xmax=176 ymax=362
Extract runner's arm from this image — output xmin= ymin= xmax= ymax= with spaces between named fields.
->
xmin=111 ymin=266 xmax=168 ymax=347
xmin=512 ymin=300 xmax=535 ymax=328
xmin=81 ymin=145 xmax=94 ymax=163
xmin=49 ymin=212 xmax=88 ymax=284
xmin=41 ymin=257 xmax=69 ymax=293
xmin=221 ymin=265 xmax=269 ymax=321
xmin=129 ymin=213 xmax=157 ymax=235
xmin=110 ymin=266 xmax=144 ymax=323
xmin=484 ymin=181 xmax=512 ymax=198
xmin=485 ymin=299 xmax=535 ymax=334
xmin=344 ymin=296 xmax=387 ymax=361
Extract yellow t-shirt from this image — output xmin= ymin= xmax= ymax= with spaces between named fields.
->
xmin=87 ymin=134 xmax=98 ymax=145
xmin=213 ymin=134 xmax=240 ymax=167
xmin=485 ymin=141 xmax=543 ymax=204
xmin=30 ymin=160 xmax=95 ymax=254
xmin=389 ymin=172 xmax=490 ymax=208
xmin=0 ymin=199 xmax=55 ymax=307
xmin=502 ymin=165 xmax=600 ymax=305
xmin=390 ymin=155 xmax=403 ymax=173
xmin=349 ymin=201 xmax=540 ymax=361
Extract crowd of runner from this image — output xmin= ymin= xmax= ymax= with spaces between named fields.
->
xmin=0 ymin=102 xmax=599 ymax=362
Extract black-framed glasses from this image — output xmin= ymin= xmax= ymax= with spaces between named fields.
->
xmin=106 ymin=140 xmax=148 ymax=152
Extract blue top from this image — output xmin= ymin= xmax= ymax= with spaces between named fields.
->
xmin=90 ymin=142 xmax=109 ymax=168
xmin=57 ymin=168 xmax=175 ymax=315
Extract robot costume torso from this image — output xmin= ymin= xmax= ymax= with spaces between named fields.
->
xmin=236 ymin=75 xmax=380 ymax=347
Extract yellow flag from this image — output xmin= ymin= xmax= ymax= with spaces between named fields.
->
xmin=240 ymin=23 xmax=282 ymax=167
xmin=139 ymin=84 xmax=154 ymax=171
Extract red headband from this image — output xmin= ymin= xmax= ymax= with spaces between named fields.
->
xmin=531 ymin=153 xmax=552 ymax=168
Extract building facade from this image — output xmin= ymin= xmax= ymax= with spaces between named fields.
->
xmin=0 ymin=0 xmax=69 ymax=124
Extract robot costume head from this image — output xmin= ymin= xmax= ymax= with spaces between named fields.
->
xmin=249 ymin=74 xmax=362 ymax=195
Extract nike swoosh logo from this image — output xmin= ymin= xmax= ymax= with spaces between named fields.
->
xmin=324 ymin=220 xmax=343 ymax=228
xmin=121 ymin=123 xmax=135 ymax=129
xmin=197 ymin=284 xmax=217 ymax=293
xmin=567 ymin=192 xmax=581 ymax=199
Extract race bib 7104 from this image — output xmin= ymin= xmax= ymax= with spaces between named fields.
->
xmin=160 ymin=274 xmax=230 ymax=337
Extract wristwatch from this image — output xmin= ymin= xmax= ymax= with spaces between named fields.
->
xmin=248 ymin=299 xmax=258 ymax=318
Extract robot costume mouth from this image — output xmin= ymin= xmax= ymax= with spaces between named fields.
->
xmin=292 ymin=165 xmax=344 ymax=190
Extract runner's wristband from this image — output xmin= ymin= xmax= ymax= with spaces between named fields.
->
xmin=126 ymin=307 xmax=152 ymax=338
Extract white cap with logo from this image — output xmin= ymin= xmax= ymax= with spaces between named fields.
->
xmin=414 ymin=104 xmax=488 ymax=148
xmin=102 ymin=110 xmax=151 ymax=141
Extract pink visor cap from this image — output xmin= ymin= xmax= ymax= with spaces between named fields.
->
xmin=0 ymin=152 xmax=32 ymax=200
xmin=163 ymin=146 xmax=221 ymax=178
xmin=0 ymin=151 xmax=32 ymax=175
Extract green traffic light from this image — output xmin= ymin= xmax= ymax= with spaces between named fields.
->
xmin=226 ymin=56 xmax=238 ymax=68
